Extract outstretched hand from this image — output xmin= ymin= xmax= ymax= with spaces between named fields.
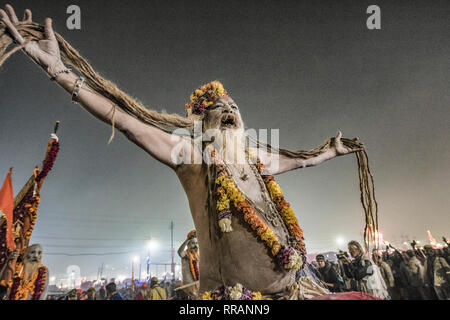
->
xmin=333 ymin=131 xmax=363 ymax=156
xmin=0 ymin=4 xmax=65 ymax=75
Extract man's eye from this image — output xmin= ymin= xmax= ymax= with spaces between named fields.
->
xmin=231 ymin=105 xmax=237 ymax=109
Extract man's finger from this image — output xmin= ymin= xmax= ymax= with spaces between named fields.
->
xmin=0 ymin=9 xmax=25 ymax=44
xmin=44 ymin=17 xmax=56 ymax=40
xmin=23 ymin=9 xmax=32 ymax=23
xmin=5 ymin=4 xmax=19 ymax=24
xmin=336 ymin=131 xmax=342 ymax=140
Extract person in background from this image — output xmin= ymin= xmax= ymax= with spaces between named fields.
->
xmin=97 ymin=286 xmax=106 ymax=300
xmin=341 ymin=241 xmax=374 ymax=294
xmin=134 ymin=283 xmax=148 ymax=300
xmin=390 ymin=251 xmax=412 ymax=300
xmin=106 ymin=282 xmax=123 ymax=300
xmin=444 ymin=246 xmax=450 ymax=265
xmin=336 ymin=252 xmax=352 ymax=291
xmin=423 ymin=245 xmax=450 ymax=300
xmin=147 ymin=277 xmax=167 ymax=300
xmin=372 ymin=249 xmax=395 ymax=298
xmin=404 ymin=250 xmax=427 ymax=300
xmin=85 ymin=287 xmax=96 ymax=300
xmin=315 ymin=254 xmax=344 ymax=292
xmin=65 ymin=289 xmax=78 ymax=300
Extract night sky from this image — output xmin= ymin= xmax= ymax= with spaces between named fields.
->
xmin=0 ymin=0 xmax=449 ymax=282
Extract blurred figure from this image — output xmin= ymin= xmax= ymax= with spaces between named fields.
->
xmin=390 ymin=251 xmax=412 ymax=300
xmin=444 ymin=246 xmax=450 ymax=265
xmin=97 ymin=286 xmax=106 ymax=300
xmin=106 ymin=282 xmax=123 ymax=300
xmin=372 ymin=249 xmax=395 ymax=298
xmin=134 ymin=283 xmax=148 ymax=300
xmin=85 ymin=287 xmax=96 ymax=300
xmin=315 ymin=254 xmax=344 ymax=292
xmin=405 ymin=250 xmax=427 ymax=300
xmin=147 ymin=277 xmax=167 ymax=300
xmin=423 ymin=245 xmax=450 ymax=300
xmin=65 ymin=289 xmax=78 ymax=300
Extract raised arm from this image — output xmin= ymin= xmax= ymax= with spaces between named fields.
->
xmin=177 ymin=238 xmax=190 ymax=258
xmin=257 ymin=131 xmax=362 ymax=175
xmin=0 ymin=5 xmax=185 ymax=169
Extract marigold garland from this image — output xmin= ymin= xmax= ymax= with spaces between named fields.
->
xmin=214 ymin=157 xmax=304 ymax=270
xmin=9 ymin=265 xmax=47 ymax=300
xmin=187 ymin=249 xmax=200 ymax=282
xmin=185 ymin=81 xmax=228 ymax=116
xmin=256 ymin=160 xmax=306 ymax=255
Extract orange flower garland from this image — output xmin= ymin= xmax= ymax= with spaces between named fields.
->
xmin=214 ymin=160 xmax=303 ymax=270
xmin=187 ymin=249 xmax=200 ymax=282
xmin=256 ymin=161 xmax=306 ymax=255
xmin=10 ymin=265 xmax=47 ymax=300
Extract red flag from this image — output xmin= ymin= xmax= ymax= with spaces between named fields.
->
xmin=0 ymin=168 xmax=14 ymax=250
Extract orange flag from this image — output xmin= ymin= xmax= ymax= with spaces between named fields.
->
xmin=0 ymin=168 xmax=14 ymax=250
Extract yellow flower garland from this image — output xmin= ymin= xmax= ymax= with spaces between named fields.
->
xmin=215 ymin=172 xmax=282 ymax=257
xmin=13 ymin=265 xmax=47 ymax=300
xmin=214 ymin=155 xmax=307 ymax=266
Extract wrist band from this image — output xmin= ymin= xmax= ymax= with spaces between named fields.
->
xmin=71 ymin=76 xmax=85 ymax=104
xmin=50 ymin=68 xmax=72 ymax=81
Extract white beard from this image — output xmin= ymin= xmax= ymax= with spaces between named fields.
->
xmin=219 ymin=129 xmax=246 ymax=165
xmin=23 ymin=260 xmax=40 ymax=282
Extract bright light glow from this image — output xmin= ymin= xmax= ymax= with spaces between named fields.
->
xmin=132 ymin=256 xmax=139 ymax=263
xmin=50 ymin=276 xmax=56 ymax=282
xmin=117 ymin=275 xmax=126 ymax=282
xmin=336 ymin=237 xmax=345 ymax=246
xmin=147 ymin=239 xmax=159 ymax=252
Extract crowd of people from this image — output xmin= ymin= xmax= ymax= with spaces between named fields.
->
xmin=309 ymin=240 xmax=450 ymax=300
xmin=48 ymin=276 xmax=180 ymax=300
xmin=46 ymin=239 xmax=450 ymax=300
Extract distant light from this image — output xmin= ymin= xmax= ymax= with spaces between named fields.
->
xmin=132 ymin=256 xmax=139 ymax=263
xmin=147 ymin=239 xmax=160 ymax=252
xmin=336 ymin=237 xmax=345 ymax=246
xmin=50 ymin=276 xmax=56 ymax=282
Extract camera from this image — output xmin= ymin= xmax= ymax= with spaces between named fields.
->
xmin=336 ymin=251 xmax=349 ymax=260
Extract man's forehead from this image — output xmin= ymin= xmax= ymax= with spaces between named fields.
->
xmin=217 ymin=95 xmax=234 ymax=103
xmin=27 ymin=245 xmax=42 ymax=252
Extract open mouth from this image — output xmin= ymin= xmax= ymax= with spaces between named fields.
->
xmin=221 ymin=114 xmax=237 ymax=128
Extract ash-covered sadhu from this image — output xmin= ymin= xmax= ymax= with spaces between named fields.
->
xmin=0 ymin=5 xmax=380 ymax=300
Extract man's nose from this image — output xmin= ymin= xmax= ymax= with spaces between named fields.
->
xmin=222 ymin=105 xmax=233 ymax=113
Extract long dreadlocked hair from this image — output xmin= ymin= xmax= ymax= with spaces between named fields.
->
xmin=0 ymin=22 xmax=379 ymax=251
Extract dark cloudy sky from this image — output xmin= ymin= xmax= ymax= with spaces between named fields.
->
xmin=0 ymin=0 xmax=449 ymax=281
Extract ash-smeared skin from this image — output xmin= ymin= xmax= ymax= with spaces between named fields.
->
xmin=1 ymin=5 xmax=361 ymax=295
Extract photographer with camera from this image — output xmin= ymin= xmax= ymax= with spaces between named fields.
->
xmin=340 ymin=241 xmax=389 ymax=299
